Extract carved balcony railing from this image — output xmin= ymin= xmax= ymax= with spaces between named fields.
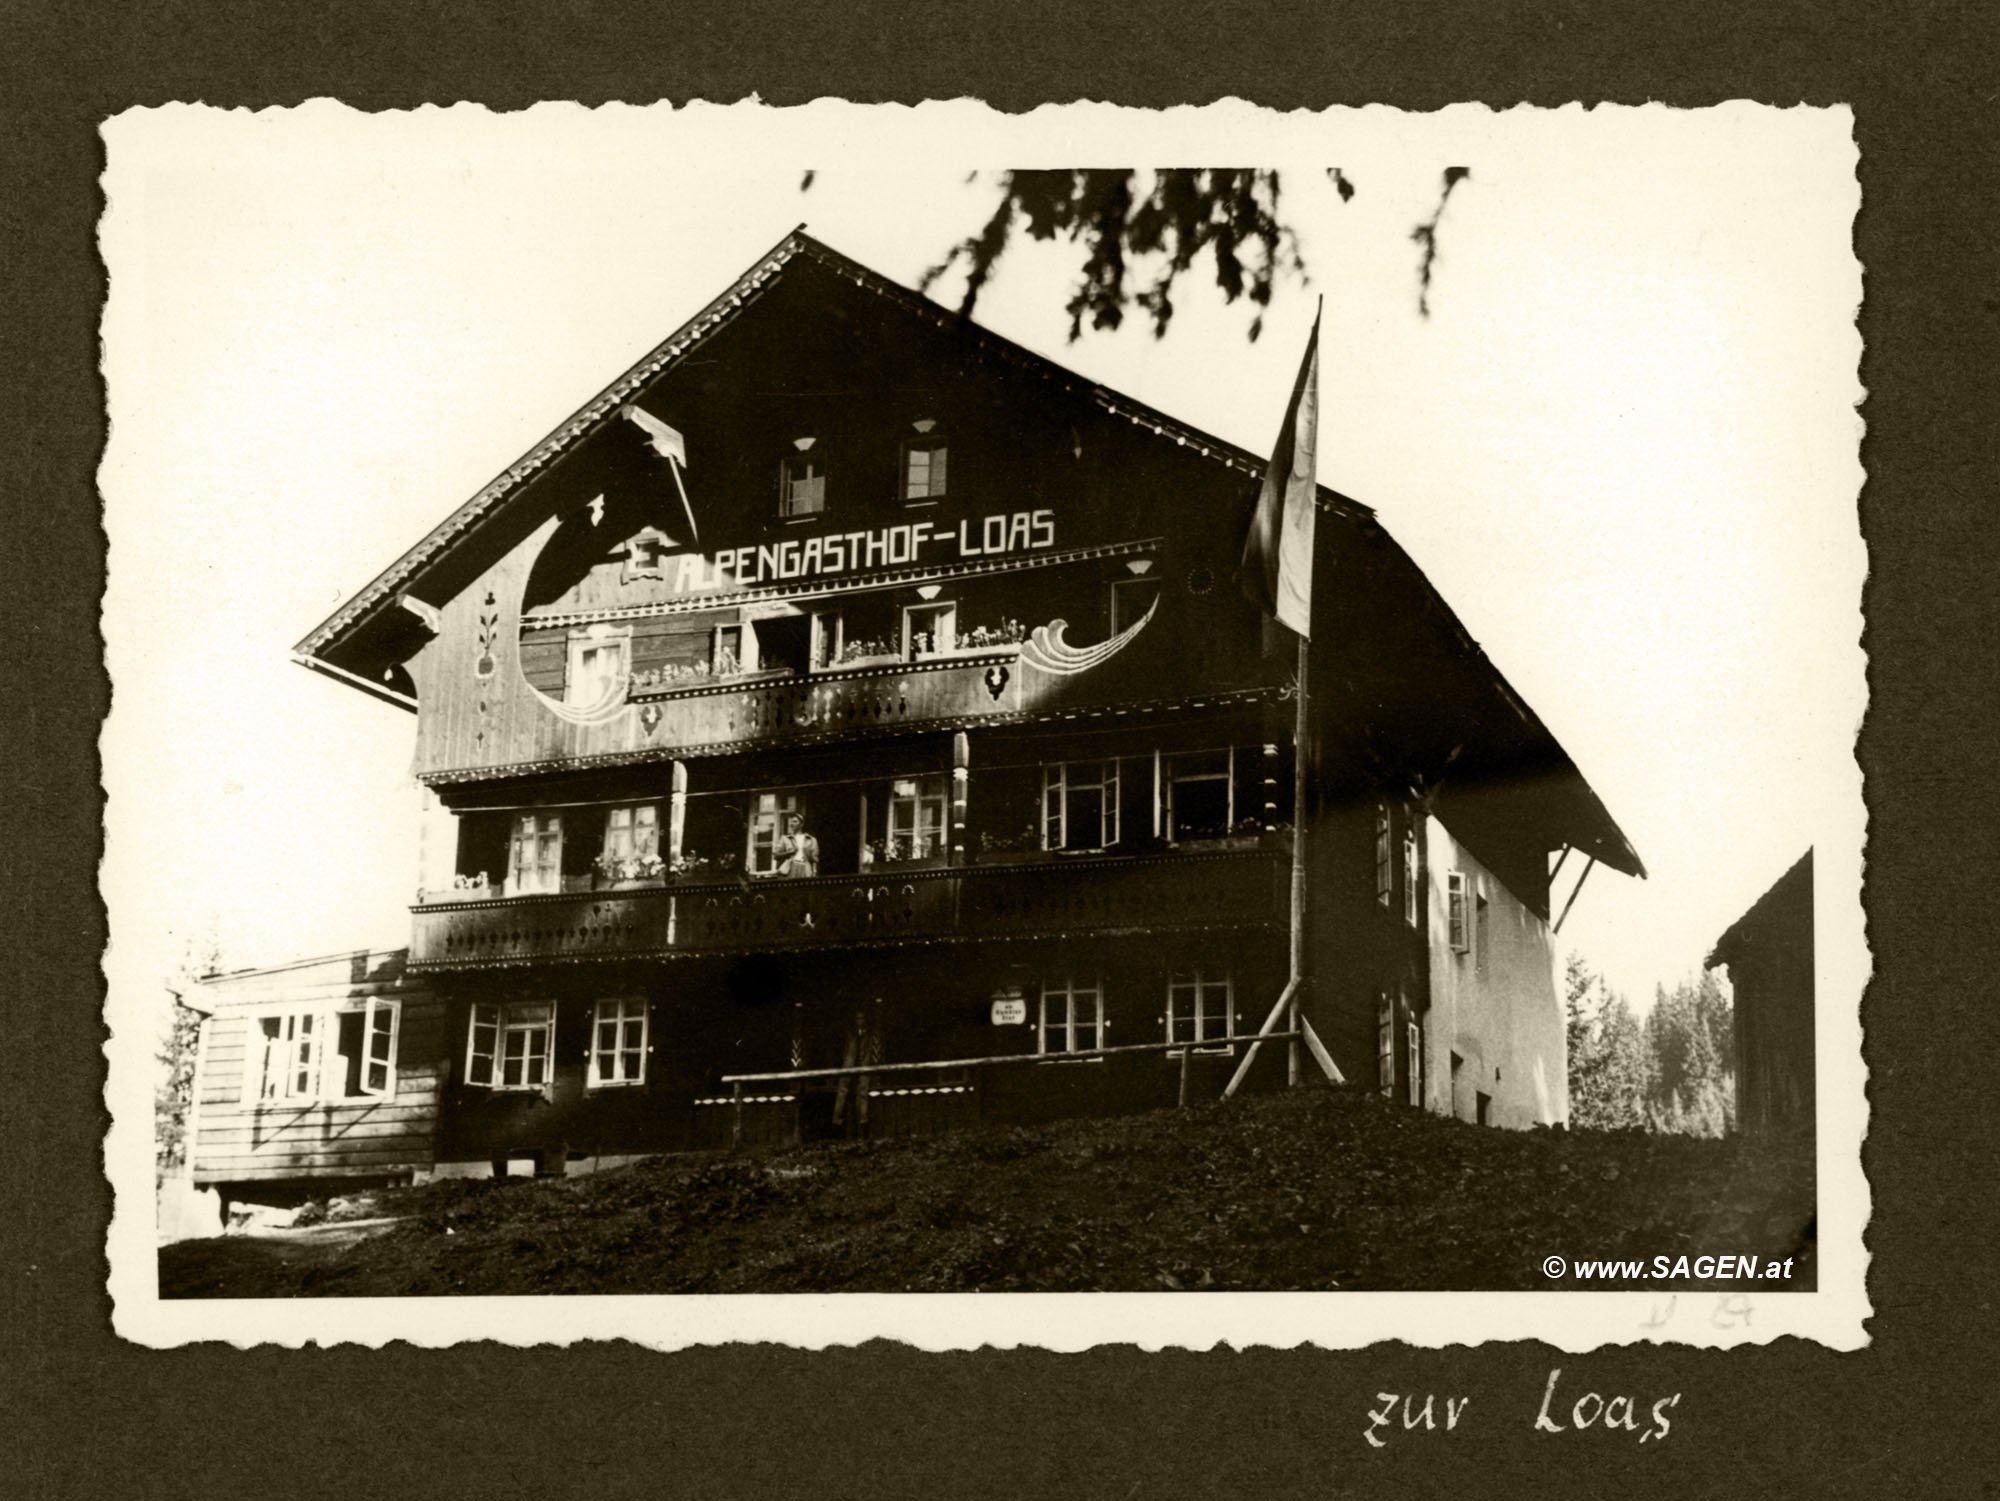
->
xmin=408 ymin=846 xmax=1287 ymax=971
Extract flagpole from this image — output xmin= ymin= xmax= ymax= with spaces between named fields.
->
xmin=1288 ymin=626 xmax=1308 ymax=1087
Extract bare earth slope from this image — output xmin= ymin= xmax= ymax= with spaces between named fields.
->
xmin=159 ymin=1087 xmax=1814 ymax=1297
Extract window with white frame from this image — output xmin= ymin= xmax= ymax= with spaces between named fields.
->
xmin=1166 ymin=969 xmax=1234 ymax=1052
xmin=1406 ymin=1018 xmax=1423 ymax=1107
xmin=601 ymin=804 xmax=661 ymax=878
xmin=1475 ymin=880 xmax=1490 ymax=977
xmin=465 ymin=1001 xmax=555 ymax=1090
xmin=1042 ymin=760 xmax=1120 ymax=851
xmin=1038 ymin=976 xmax=1104 ymax=1056
xmin=780 ymin=450 xmax=826 ymax=517
xmin=1166 ymin=749 xmax=1234 ymax=841
xmin=712 ymin=623 xmax=744 ymax=676
xmin=508 ymin=812 xmax=563 ymax=895
xmin=566 ymin=625 xmax=629 ymax=706
xmin=1403 ymin=822 xmax=1420 ymax=927
xmin=746 ymin=791 xmax=801 ymax=876
xmin=902 ymin=434 xmax=948 ymax=502
xmin=810 ymin=607 xmax=844 ymax=670
xmin=1375 ymin=804 xmax=1393 ymax=908
xmin=886 ymin=775 xmax=946 ymax=862
xmin=588 ymin=997 xmax=649 ymax=1088
xmin=1376 ymin=992 xmax=1395 ymax=1098
xmin=249 ymin=999 xmax=399 ymax=1104
xmin=1447 ymin=869 xmax=1470 ymax=952
xmin=903 ymin=600 xmax=957 ymax=659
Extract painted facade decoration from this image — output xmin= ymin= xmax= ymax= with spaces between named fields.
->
xmin=192 ymin=232 xmax=1642 ymax=1197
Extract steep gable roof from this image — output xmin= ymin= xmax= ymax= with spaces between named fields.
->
xmin=293 ymin=228 xmax=1641 ymax=878
xmin=294 ymin=228 xmax=1366 ymax=667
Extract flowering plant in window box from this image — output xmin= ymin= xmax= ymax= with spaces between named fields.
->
xmin=594 ymin=851 xmax=668 ymax=887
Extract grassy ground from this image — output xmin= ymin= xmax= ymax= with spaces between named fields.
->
xmin=158 ymin=1085 xmax=1814 ymax=1297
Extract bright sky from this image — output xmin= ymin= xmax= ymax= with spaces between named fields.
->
xmin=100 ymin=101 xmax=1864 ymax=1025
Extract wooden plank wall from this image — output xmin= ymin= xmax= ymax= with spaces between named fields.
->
xmin=190 ymin=961 xmax=445 ymax=1187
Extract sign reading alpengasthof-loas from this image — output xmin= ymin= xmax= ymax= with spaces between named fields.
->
xmin=648 ymin=509 xmax=1058 ymax=596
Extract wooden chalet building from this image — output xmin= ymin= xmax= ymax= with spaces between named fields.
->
xmin=1707 ymin=850 xmax=1815 ymax=1135
xmin=190 ymin=230 xmax=1642 ymax=1196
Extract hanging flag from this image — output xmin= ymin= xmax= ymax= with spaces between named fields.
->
xmin=1239 ymin=305 xmax=1321 ymax=637
xmin=622 ymin=404 xmax=700 ymax=546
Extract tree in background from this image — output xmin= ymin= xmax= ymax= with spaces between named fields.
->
xmin=1566 ymin=954 xmax=1734 ymax=1136
xmin=1644 ymin=971 xmax=1736 ymax=1137
xmin=156 ymin=932 xmax=220 ymax=1179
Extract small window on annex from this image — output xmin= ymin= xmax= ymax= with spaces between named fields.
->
xmin=779 ymin=446 xmax=827 ymax=518
xmin=1042 ymin=760 xmax=1120 ymax=851
xmin=465 ymin=1001 xmax=555 ymax=1091
xmin=250 ymin=1000 xmax=399 ymax=1103
xmin=588 ymin=997 xmax=649 ymax=1088
xmin=902 ymin=426 xmax=948 ymax=503
xmin=1165 ymin=749 xmax=1234 ymax=841
xmin=1038 ymin=976 xmax=1104 ymax=1056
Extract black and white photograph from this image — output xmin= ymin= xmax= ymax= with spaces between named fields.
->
xmin=100 ymin=101 xmax=1865 ymax=1350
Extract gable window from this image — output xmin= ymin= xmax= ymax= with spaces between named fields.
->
xmin=623 ymin=527 xmax=671 ymax=583
xmin=1038 ymin=976 xmax=1104 ymax=1056
xmin=903 ymin=600 xmax=957 ymax=659
xmin=601 ymin=804 xmax=661 ymax=879
xmin=779 ymin=451 xmax=826 ymax=518
xmin=902 ymin=434 xmax=948 ymax=502
xmin=1166 ymin=749 xmax=1234 ymax=841
xmin=1109 ymin=575 xmax=1161 ymax=633
xmin=566 ymin=625 xmax=629 ymax=706
xmin=746 ymin=791 xmax=802 ymax=876
xmin=466 ymin=1001 xmax=554 ymax=1090
xmin=1375 ymin=804 xmax=1393 ymax=909
xmin=1403 ymin=822 xmax=1420 ymax=927
xmin=1042 ymin=760 xmax=1120 ymax=851
xmin=588 ymin=997 xmax=649 ymax=1088
xmin=1166 ymin=969 xmax=1234 ymax=1053
xmin=1475 ymin=881 xmax=1490 ymax=978
xmin=885 ymin=776 xmax=946 ymax=862
xmin=249 ymin=999 xmax=399 ymax=1103
xmin=508 ymin=812 xmax=563 ymax=896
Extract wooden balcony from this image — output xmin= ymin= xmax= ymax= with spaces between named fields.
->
xmin=408 ymin=845 xmax=1287 ymax=971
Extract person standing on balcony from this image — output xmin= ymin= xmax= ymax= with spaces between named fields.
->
xmin=775 ymin=812 xmax=819 ymax=878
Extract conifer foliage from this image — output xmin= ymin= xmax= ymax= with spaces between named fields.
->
xmin=1566 ymin=954 xmax=1736 ymax=1136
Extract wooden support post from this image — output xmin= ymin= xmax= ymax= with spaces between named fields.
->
xmin=668 ymin=760 xmax=688 ymax=867
xmin=1552 ymin=855 xmax=1597 ymax=936
xmin=1286 ymin=633 xmax=1308 ymax=1088
xmin=1223 ymin=978 xmax=1298 ymax=1099
xmin=730 ymin=1080 xmax=744 ymax=1150
xmin=1178 ymin=1039 xmax=1192 ymax=1107
xmin=950 ymin=730 xmax=969 ymax=867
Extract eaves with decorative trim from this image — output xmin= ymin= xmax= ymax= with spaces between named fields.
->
xmin=294 ymin=228 xmax=1370 ymax=666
